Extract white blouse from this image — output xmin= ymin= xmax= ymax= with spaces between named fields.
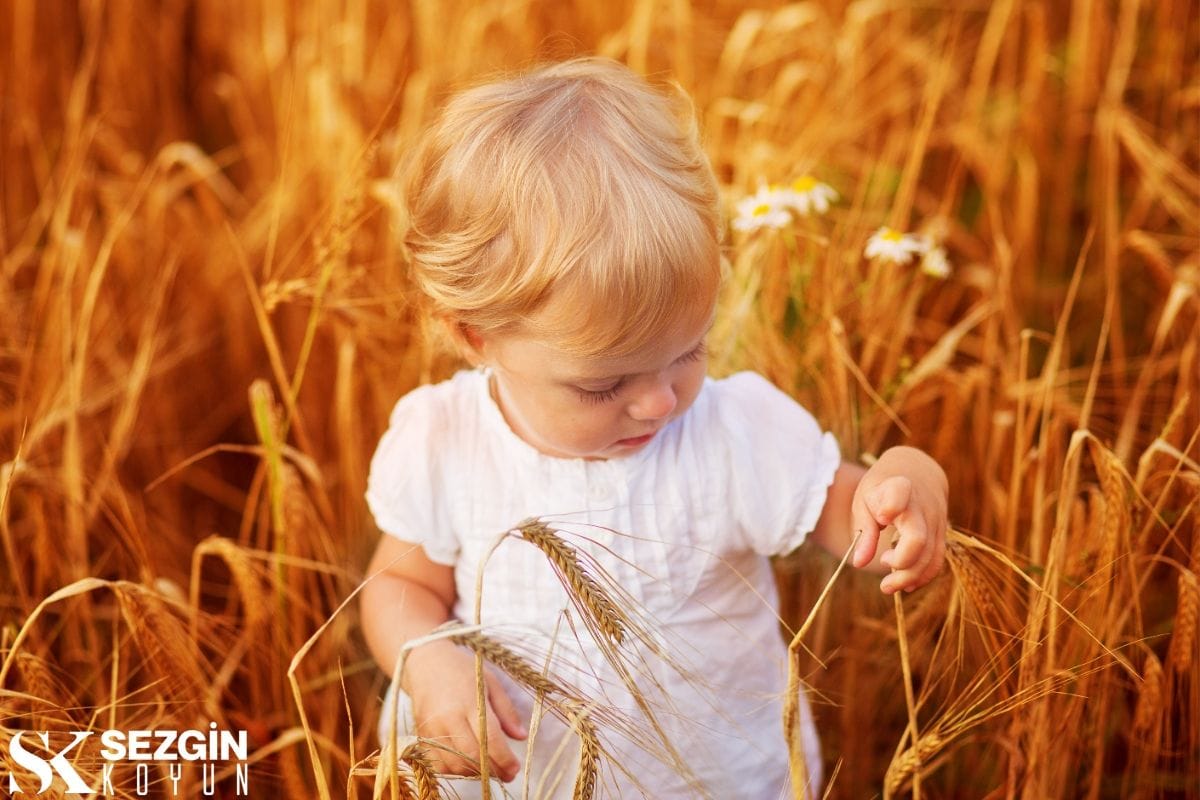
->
xmin=366 ymin=367 xmax=841 ymax=799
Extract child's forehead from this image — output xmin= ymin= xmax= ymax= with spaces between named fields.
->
xmin=530 ymin=306 xmax=715 ymax=382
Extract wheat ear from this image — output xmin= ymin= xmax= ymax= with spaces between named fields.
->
xmin=450 ymin=630 xmax=562 ymax=698
xmin=884 ymin=734 xmax=947 ymax=797
xmin=516 ymin=519 xmax=627 ymax=646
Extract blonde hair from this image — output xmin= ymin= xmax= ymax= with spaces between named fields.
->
xmin=398 ymin=57 xmax=723 ymax=359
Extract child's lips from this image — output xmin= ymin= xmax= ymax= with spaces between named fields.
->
xmin=617 ymin=431 xmax=656 ymax=446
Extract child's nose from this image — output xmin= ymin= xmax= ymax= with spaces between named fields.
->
xmin=629 ymin=379 xmax=677 ymax=421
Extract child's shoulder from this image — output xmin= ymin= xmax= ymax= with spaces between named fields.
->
xmin=694 ymin=370 xmax=824 ymax=449
xmin=707 ymin=369 xmax=781 ymax=397
xmin=383 ymin=369 xmax=483 ymax=426
xmin=703 ymin=370 xmax=804 ymax=416
xmin=372 ymin=370 xmax=486 ymax=466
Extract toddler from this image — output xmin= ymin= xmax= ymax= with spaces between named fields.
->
xmin=361 ymin=57 xmax=949 ymax=799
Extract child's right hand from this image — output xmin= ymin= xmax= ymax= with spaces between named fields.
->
xmin=403 ymin=639 xmax=528 ymax=782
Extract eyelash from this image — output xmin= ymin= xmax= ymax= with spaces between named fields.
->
xmin=577 ymin=386 xmax=621 ymax=405
xmin=679 ymin=341 xmax=707 ymax=363
xmin=574 ymin=342 xmax=706 ymax=405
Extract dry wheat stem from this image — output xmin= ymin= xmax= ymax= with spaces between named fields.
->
xmin=884 ymin=733 xmax=946 ymax=798
xmin=503 ymin=520 xmax=700 ymax=794
xmin=948 ymin=531 xmax=1139 ymax=680
xmin=1132 ymin=651 xmax=1163 ymax=733
xmin=469 ymin=528 xmax=526 ymax=799
xmin=785 ymin=531 xmax=860 ymax=800
xmin=442 ymin=630 xmax=604 ymax=799
xmin=560 ymin=701 xmax=600 ymax=800
xmin=1168 ymin=570 xmax=1198 ymax=674
xmin=889 ymin=590 xmax=921 ymax=800
xmin=451 ymin=631 xmax=562 ymax=701
xmin=398 ymin=740 xmax=440 ymax=800
xmin=4 ymin=5 xmax=1198 ymax=798
xmin=515 ymin=519 xmax=628 ymax=646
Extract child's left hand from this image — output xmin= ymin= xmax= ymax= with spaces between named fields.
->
xmin=850 ymin=446 xmax=949 ymax=594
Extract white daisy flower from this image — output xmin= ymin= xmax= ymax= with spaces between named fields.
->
xmin=919 ymin=245 xmax=952 ymax=279
xmin=732 ymin=190 xmax=791 ymax=232
xmin=864 ymin=227 xmax=927 ymax=265
xmin=772 ymin=176 xmax=839 ymax=216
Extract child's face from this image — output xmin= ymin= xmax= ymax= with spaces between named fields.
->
xmin=479 ymin=308 xmax=713 ymax=460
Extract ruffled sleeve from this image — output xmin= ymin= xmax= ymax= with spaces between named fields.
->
xmin=364 ymin=383 xmax=460 ymax=566
xmin=713 ymin=371 xmax=843 ymax=556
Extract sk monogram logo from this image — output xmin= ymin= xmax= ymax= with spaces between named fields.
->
xmin=6 ymin=731 xmax=94 ymax=794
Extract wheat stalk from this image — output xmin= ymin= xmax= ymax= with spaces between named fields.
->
xmin=884 ymin=733 xmax=947 ymax=798
xmin=10 ymin=652 xmax=70 ymax=729
xmin=449 ymin=630 xmax=562 ymax=698
xmin=3 ymin=4 xmax=1198 ymax=799
xmin=890 ymin=590 xmax=922 ymax=800
xmin=398 ymin=740 xmax=440 ymax=800
xmin=946 ymin=542 xmax=995 ymax=619
xmin=449 ymin=629 xmax=603 ymax=800
xmin=191 ymin=535 xmax=270 ymax=631
xmin=515 ymin=519 xmax=627 ymax=646
xmin=557 ymin=701 xmax=601 ymax=800
xmin=1092 ymin=444 xmax=1128 ymax=580
xmin=1132 ymin=652 xmax=1163 ymax=733
xmin=1167 ymin=570 xmax=1198 ymax=675
xmin=113 ymin=582 xmax=211 ymax=715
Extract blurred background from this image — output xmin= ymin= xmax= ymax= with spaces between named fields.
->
xmin=1 ymin=0 xmax=1197 ymax=797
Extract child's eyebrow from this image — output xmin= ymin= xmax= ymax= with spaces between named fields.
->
xmin=561 ymin=323 xmax=713 ymax=386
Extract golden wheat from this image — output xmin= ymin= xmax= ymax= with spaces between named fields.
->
xmin=565 ymin=702 xmax=600 ymax=800
xmin=113 ymin=582 xmax=211 ymax=715
xmin=946 ymin=542 xmax=995 ymax=620
xmin=1167 ymin=570 xmax=1198 ymax=675
xmin=398 ymin=740 xmax=440 ymax=800
xmin=449 ymin=629 xmax=606 ymax=800
xmin=10 ymin=652 xmax=70 ymax=729
xmin=516 ymin=520 xmax=627 ymax=646
xmin=449 ymin=630 xmax=562 ymax=698
xmin=1 ymin=2 xmax=1196 ymax=797
xmin=884 ymin=733 xmax=947 ymax=798
xmin=1133 ymin=652 xmax=1164 ymax=733
xmin=193 ymin=535 xmax=271 ymax=630
xmin=1093 ymin=444 xmax=1128 ymax=580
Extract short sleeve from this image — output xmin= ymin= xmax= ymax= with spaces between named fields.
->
xmin=364 ymin=384 xmax=459 ymax=566
xmin=714 ymin=372 xmax=842 ymax=556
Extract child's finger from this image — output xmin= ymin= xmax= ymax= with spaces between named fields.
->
xmin=883 ymin=559 xmax=935 ymax=593
xmin=478 ymin=706 xmax=521 ymax=783
xmin=850 ymin=490 xmax=882 ymax=568
xmin=900 ymin=515 xmax=947 ymax=590
xmin=912 ymin=525 xmax=947 ymax=586
xmin=425 ymin=723 xmax=482 ymax=777
xmin=882 ymin=523 xmax=944 ymax=593
xmin=879 ymin=513 xmax=927 ymax=571
xmin=865 ymin=476 xmax=913 ymax=527
xmin=485 ymin=670 xmax=528 ymax=741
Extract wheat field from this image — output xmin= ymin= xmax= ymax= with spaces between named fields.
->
xmin=1 ymin=0 xmax=1197 ymax=798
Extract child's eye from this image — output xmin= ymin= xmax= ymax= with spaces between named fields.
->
xmin=575 ymin=383 xmax=622 ymax=404
xmin=573 ymin=343 xmax=705 ymax=405
xmin=677 ymin=341 xmax=707 ymax=363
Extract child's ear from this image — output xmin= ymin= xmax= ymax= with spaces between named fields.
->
xmin=440 ymin=315 xmax=488 ymax=365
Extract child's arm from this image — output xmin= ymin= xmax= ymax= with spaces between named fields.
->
xmin=361 ymin=536 xmax=527 ymax=781
xmin=808 ymin=446 xmax=949 ymax=594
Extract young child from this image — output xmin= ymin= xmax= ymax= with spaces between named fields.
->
xmin=361 ymin=57 xmax=949 ymax=799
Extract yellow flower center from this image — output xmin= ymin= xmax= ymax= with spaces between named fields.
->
xmin=752 ymin=203 xmax=771 ymax=217
xmin=791 ymin=176 xmax=817 ymax=192
xmin=881 ymin=229 xmax=904 ymax=242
